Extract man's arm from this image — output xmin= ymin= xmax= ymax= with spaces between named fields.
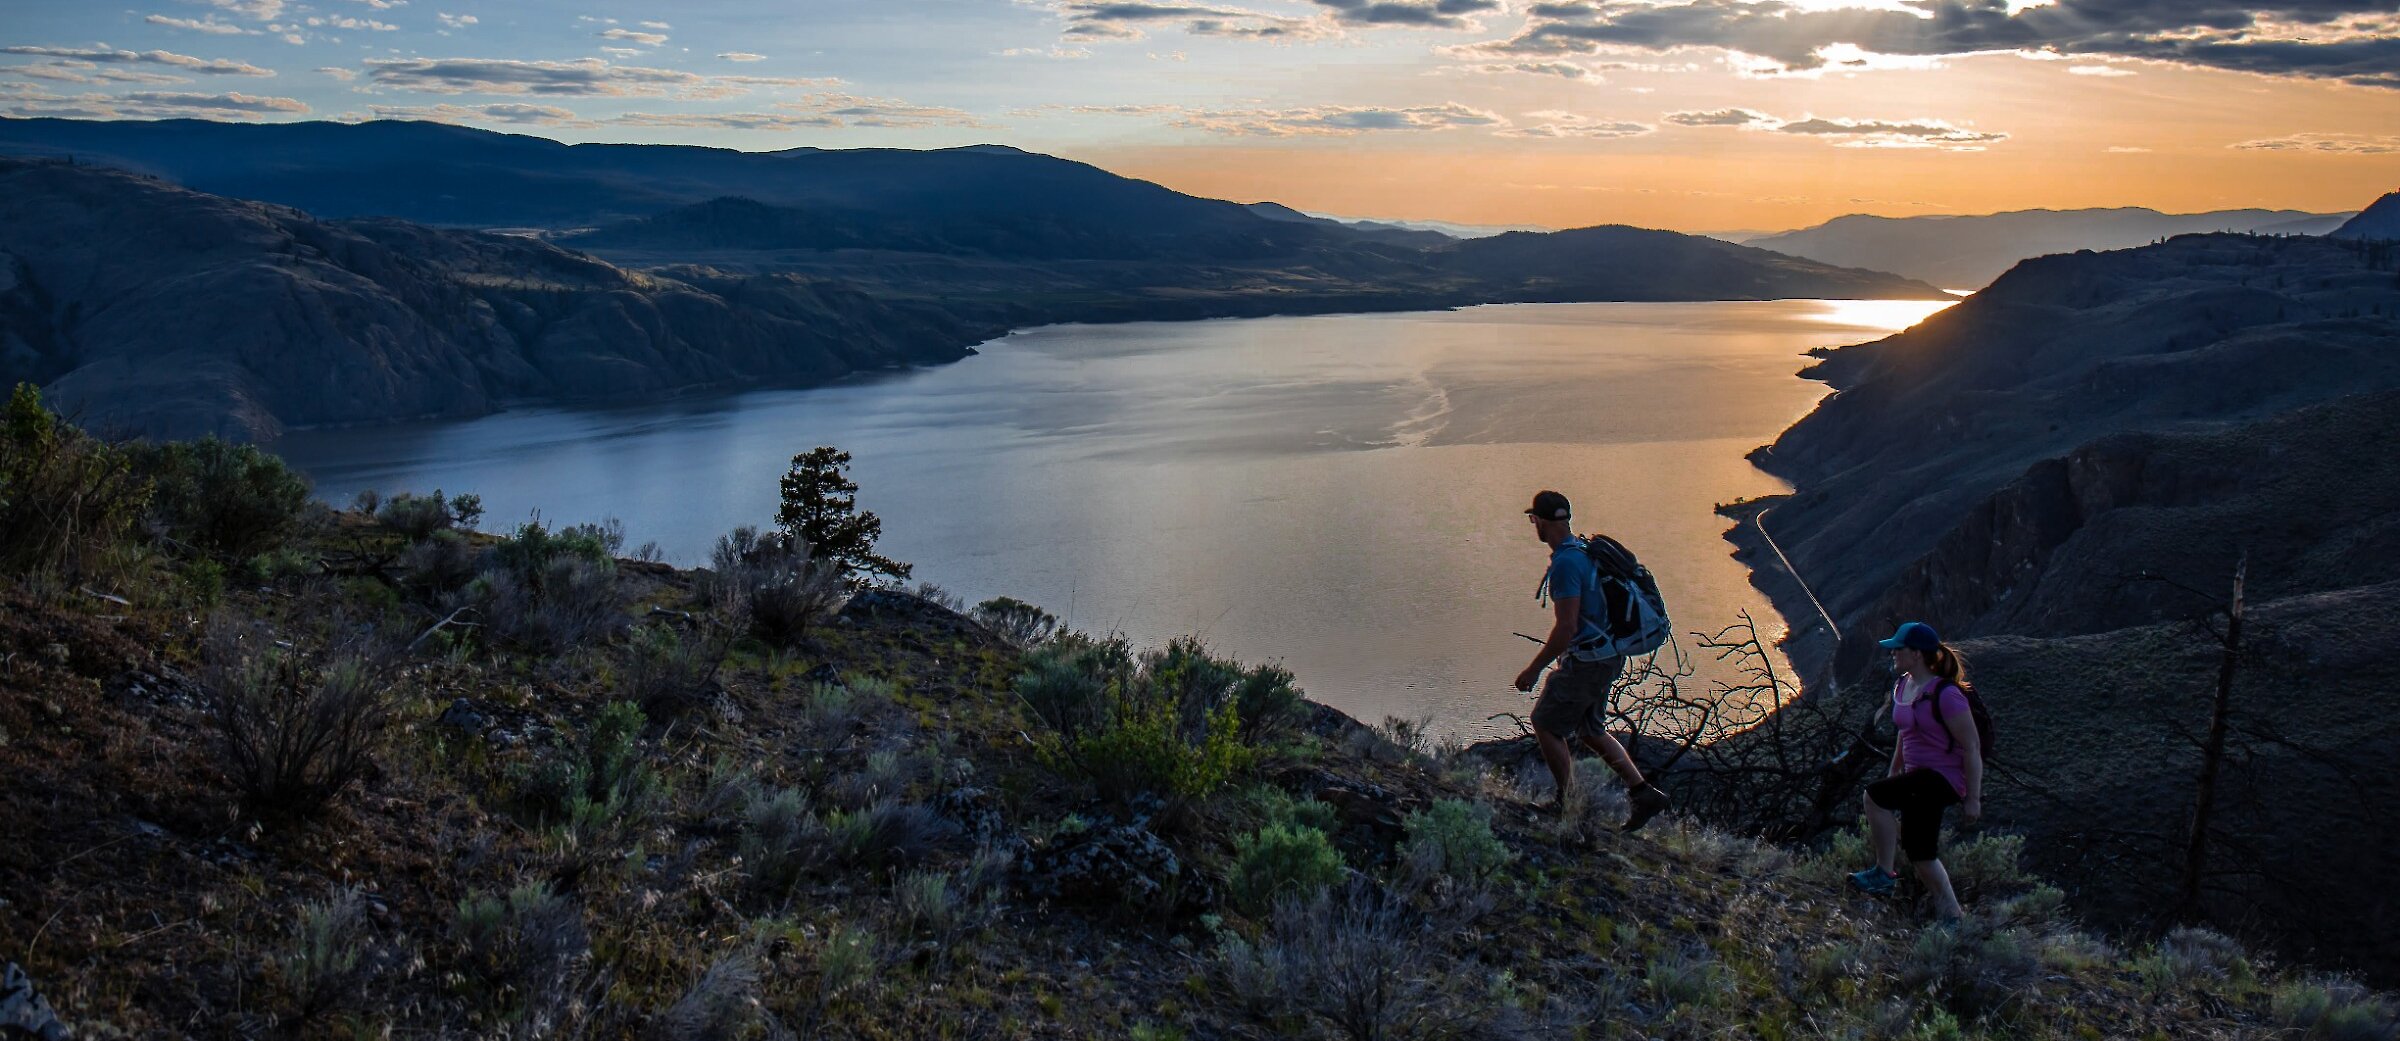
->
xmin=1514 ymin=595 xmax=1581 ymax=692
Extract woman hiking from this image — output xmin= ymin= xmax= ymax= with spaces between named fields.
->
xmin=1848 ymin=621 xmax=1984 ymax=924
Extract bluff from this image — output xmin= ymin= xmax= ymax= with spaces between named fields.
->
xmin=1732 ymin=231 xmax=2400 ymax=979
xmin=2333 ymin=190 xmax=2400 ymax=240
xmin=0 ymin=158 xmax=995 ymax=440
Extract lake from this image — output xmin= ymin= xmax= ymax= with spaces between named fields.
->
xmin=276 ymin=299 xmax=1953 ymax=738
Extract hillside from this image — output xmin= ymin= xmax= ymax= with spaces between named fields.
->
xmin=2334 ymin=191 xmax=2400 ymax=240
xmin=1747 ymin=207 xmax=2354 ymax=289
xmin=1435 ymin=225 xmax=1948 ymax=302
xmin=0 ymin=158 xmax=995 ymax=442
xmin=1722 ymin=232 xmax=2400 ymax=979
xmin=4 ymin=396 xmax=2396 ymax=1038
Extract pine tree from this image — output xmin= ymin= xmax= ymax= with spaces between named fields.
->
xmin=773 ymin=446 xmax=911 ymax=584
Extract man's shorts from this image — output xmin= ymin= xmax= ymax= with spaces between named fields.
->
xmin=1530 ymin=655 xmax=1627 ymax=741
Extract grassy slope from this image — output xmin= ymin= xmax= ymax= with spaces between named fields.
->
xmin=2 ymin=516 xmax=2392 ymax=1040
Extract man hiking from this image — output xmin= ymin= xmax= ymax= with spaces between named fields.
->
xmin=1514 ymin=489 xmax=1672 ymax=831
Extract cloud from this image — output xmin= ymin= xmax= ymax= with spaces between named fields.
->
xmin=1169 ymin=101 xmax=1504 ymax=136
xmin=598 ymin=27 xmax=669 ymax=45
xmin=1041 ymin=1 xmax=1327 ymax=42
xmin=306 ymin=14 xmax=399 ymax=31
xmin=145 ymin=14 xmax=255 ymax=35
xmin=316 ymin=66 xmax=358 ymax=80
xmin=206 ymin=0 xmax=287 ymax=19
xmin=2232 ymin=132 xmax=2400 ymax=154
xmin=717 ymin=51 xmax=767 ymax=61
xmin=7 ymin=61 xmax=192 ymax=85
xmin=640 ymin=20 xmax=671 ymax=29
xmin=369 ymin=101 xmax=582 ymax=125
xmin=4 ymin=86 xmax=307 ymax=118
xmin=360 ymin=56 xmax=702 ymax=95
xmin=1 ymin=45 xmax=273 ymax=76
xmin=2067 ymin=64 xmax=2134 ymax=76
xmin=1663 ymin=107 xmax=1773 ymax=126
xmin=777 ymin=92 xmax=990 ymax=128
xmin=1773 ymin=116 xmax=2007 ymax=147
xmin=1496 ymin=111 xmax=1654 ymax=137
xmin=1308 ymin=0 xmax=1500 ymax=29
xmin=348 ymin=0 xmax=407 ymax=8
xmin=1463 ymin=0 xmax=2400 ymax=89
xmin=123 ymin=89 xmax=307 ymax=112
xmin=608 ymin=110 xmax=842 ymax=130
xmin=2105 ymin=145 xmax=2151 ymax=152
xmin=437 ymin=13 xmax=477 ymax=28
xmin=673 ymin=74 xmax=848 ymax=100
xmin=1001 ymin=45 xmax=1096 ymax=58
xmin=1441 ymin=59 xmax=1599 ymax=78
xmin=1667 ymin=106 xmax=2005 ymax=148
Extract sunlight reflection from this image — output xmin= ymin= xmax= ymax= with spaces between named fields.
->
xmin=1805 ymin=298 xmax=1959 ymax=333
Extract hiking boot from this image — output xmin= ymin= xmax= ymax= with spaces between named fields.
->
xmin=1847 ymin=866 xmax=1899 ymax=895
xmin=1623 ymin=784 xmax=1671 ymax=833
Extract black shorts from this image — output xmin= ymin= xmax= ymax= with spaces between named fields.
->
xmin=1866 ymin=768 xmax=1961 ymax=862
xmin=1530 ymin=656 xmax=1626 ymax=742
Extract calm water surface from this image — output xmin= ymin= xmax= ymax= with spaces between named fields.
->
xmin=277 ymin=300 xmax=1951 ymax=737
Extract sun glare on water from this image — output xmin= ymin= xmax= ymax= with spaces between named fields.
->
xmin=1806 ymin=298 xmax=1958 ymax=333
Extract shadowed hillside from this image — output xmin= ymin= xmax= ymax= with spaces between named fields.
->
xmin=1718 ymin=231 xmax=2400 ymax=981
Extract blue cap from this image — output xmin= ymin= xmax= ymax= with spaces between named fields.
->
xmin=1877 ymin=621 xmax=1941 ymax=652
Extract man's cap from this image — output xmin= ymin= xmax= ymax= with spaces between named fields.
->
xmin=1525 ymin=490 xmax=1571 ymax=521
xmin=1877 ymin=621 xmax=1942 ymax=652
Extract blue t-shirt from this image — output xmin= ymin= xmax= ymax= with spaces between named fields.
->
xmin=1544 ymin=538 xmax=1610 ymax=656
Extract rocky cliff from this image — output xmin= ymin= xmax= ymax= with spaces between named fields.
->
xmin=1748 ymin=206 xmax=2354 ymax=289
xmin=0 ymin=158 xmax=993 ymax=440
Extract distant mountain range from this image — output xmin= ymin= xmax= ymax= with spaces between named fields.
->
xmin=1740 ymin=206 xmax=2355 ymax=288
xmin=0 ymin=119 xmax=1948 ymax=440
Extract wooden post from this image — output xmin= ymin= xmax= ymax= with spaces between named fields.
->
xmin=2177 ymin=555 xmax=2245 ymax=920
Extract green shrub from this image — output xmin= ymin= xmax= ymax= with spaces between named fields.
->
xmin=374 ymin=489 xmax=482 ymax=540
xmin=1400 ymin=799 xmax=1510 ymax=884
xmin=972 ymin=595 xmax=1058 ymax=648
xmin=2273 ymin=978 xmax=2400 ymax=1041
xmin=894 ymin=869 xmax=964 ymax=939
xmin=1022 ymin=635 xmax=1255 ymax=803
xmin=653 ymin=952 xmax=764 ymax=1040
xmin=1940 ymin=832 xmax=2029 ymax=895
xmin=1230 ymin=822 xmax=1345 ymax=914
xmin=0 ymin=382 xmax=150 ymax=580
xmin=1068 ymin=696 xmax=1250 ymax=803
xmin=279 ymin=887 xmax=375 ymax=1021
xmin=824 ymin=799 xmax=956 ymax=872
xmin=451 ymin=881 xmax=588 ymax=1008
xmin=703 ymin=525 xmax=846 ymax=647
xmin=491 ymin=517 xmax=618 ymax=578
xmin=615 ymin=620 xmax=729 ymax=719
xmin=741 ymin=786 xmax=826 ymax=896
xmin=1644 ymin=947 xmax=1725 ymax=1009
xmin=2139 ymin=926 xmax=2255 ymax=991
xmin=1249 ymin=786 xmax=1340 ymax=836
xmin=134 ymin=436 xmax=314 ymax=559
xmin=397 ymin=528 xmax=479 ymax=601
xmin=470 ymin=554 xmax=622 ymax=653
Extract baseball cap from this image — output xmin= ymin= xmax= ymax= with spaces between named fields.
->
xmin=1877 ymin=621 xmax=1941 ymax=652
xmin=1525 ymin=490 xmax=1570 ymax=521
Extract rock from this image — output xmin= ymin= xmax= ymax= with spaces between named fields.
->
xmin=1020 ymin=814 xmax=1212 ymax=915
xmin=837 ymin=590 xmax=999 ymax=648
xmin=933 ymin=786 xmax=1018 ymax=852
xmin=0 ymin=961 xmax=71 ymax=1041
xmin=436 ymin=697 xmax=545 ymax=749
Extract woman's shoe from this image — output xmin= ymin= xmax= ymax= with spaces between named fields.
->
xmin=1623 ymin=784 xmax=1671 ymax=833
xmin=1847 ymin=866 xmax=1899 ymax=895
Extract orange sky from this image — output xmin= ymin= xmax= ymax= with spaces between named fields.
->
xmin=1081 ymin=56 xmax=2400 ymax=231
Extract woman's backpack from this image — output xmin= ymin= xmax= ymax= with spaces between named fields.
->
xmin=1929 ymin=681 xmax=1997 ymax=759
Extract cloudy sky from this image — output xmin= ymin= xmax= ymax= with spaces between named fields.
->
xmin=3 ymin=0 xmax=2396 ymax=229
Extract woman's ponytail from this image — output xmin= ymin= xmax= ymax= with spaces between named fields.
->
xmin=1929 ymin=644 xmax=1971 ymax=688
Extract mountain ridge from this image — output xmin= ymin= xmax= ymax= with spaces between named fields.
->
xmin=1747 ymin=205 xmax=2355 ymax=288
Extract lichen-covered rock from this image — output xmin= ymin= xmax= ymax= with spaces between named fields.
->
xmin=1020 ymin=814 xmax=1213 ymax=915
xmin=0 ymin=962 xmax=70 ymax=1041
